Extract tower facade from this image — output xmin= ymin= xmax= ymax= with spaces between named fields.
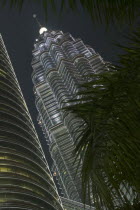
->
xmin=0 ymin=34 xmax=63 ymax=210
xmin=31 ymin=28 xmax=105 ymax=203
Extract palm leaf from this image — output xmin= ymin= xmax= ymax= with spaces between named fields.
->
xmin=64 ymin=27 xmax=140 ymax=209
xmin=0 ymin=0 xmax=139 ymax=25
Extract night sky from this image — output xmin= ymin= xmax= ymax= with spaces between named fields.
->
xmin=0 ymin=2 xmax=135 ymax=168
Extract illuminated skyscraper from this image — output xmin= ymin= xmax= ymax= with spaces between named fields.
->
xmin=0 ymin=34 xmax=63 ymax=210
xmin=31 ymin=27 xmax=104 ymax=204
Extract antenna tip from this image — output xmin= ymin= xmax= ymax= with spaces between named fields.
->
xmin=33 ymin=14 xmax=37 ymax=18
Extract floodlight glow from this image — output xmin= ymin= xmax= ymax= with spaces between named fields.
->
xmin=39 ymin=27 xmax=47 ymax=34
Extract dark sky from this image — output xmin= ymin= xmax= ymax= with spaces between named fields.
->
xmin=0 ymin=1 xmax=135 ymax=169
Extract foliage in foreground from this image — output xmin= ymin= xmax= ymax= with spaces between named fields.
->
xmin=65 ymin=27 xmax=140 ymax=209
xmin=0 ymin=0 xmax=139 ymax=25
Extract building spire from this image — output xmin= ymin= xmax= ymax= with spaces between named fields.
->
xmin=33 ymin=14 xmax=42 ymax=28
xmin=33 ymin=14 xmax=48 ymax=34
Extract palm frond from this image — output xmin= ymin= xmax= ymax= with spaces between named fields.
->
xmin=0 ymin=0 xmax=139 ymax=25
xmin=64 ymin=27 xmax=140 ymax=209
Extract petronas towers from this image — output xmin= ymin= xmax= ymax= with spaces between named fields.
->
xmin=0 ymin=25 xmax=101 ymax=209
xmin=0 ymin=34 xmax=63 ymax=210
xmin=31 ymin=27 xmax=103 ymax=209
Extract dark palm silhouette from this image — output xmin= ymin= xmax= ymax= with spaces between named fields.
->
xmin=65 ymin=27 xmax=140 ymax=209
xmin=0 ymin=0 xmax=139 ymax=25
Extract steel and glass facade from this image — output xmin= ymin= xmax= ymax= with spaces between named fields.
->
xmin=0 ymin=34 xmax=63 ymax=210
xmin=31 ymin=29 xmax=105 ymax=203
